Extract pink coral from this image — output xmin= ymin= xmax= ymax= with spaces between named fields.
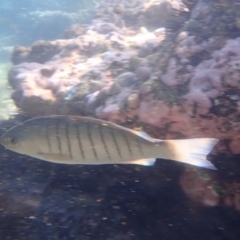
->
xmin=95 ymin=104 xmax=126 ymax=123
xmin=161 ymin=58 xmax=191 ymax=86
xmin=173 ymin=37 xmax=240 ymax=120
xmin=88 ymin=22 xmax=122 ymax=34
xmin=179 ymin=168 xmax=219 ymax=207
xmin=180 ymin=168 xmax=240 ymax=212
xmin=222 ymin=183 xmax=240 ymax=211
xmin=229 ymin=138 xmax=240 ymax=154
xmin=175 ymin=35 xmax=206 ymax=59
xmin=183 ymin=90 xmax=212 ymax=115
xmin=138 ymin=99 xmax=170 ymax=127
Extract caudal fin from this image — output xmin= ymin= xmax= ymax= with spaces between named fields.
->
xmin=167 ymin=138 xmax=218 ymax=170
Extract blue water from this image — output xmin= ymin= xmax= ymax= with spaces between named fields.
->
xmin=0 ymin=0 xmax=93 ymax=47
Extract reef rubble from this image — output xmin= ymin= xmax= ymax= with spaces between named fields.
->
xmin=180 ymin=165 xmax=240 ymax=212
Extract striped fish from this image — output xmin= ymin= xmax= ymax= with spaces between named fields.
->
xmin=0 ymin=115 xmax=218 ymax=169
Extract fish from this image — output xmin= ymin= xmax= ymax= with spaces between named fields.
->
xmin=0 ymin=115 xmax=218 ymax=170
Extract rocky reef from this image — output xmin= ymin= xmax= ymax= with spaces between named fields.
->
xmin=2 ymin=0 xmax=240 ymax=233
xmin=0 ymin=63 xmax=17 ymax=120
xmin=7 ymin=0 xmax=240 ymax=154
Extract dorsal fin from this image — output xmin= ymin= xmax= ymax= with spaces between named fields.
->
xmin=130 ymin=130 xmax=154 ymax=142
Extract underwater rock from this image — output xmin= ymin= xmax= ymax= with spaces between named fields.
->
xmin=115 ymin=72 xmax=138 ymax=87
xmin=186 ymin=0 xmax=240 ymax=39
xmin=135 ymin=66 xmax=151 ymax=82
xmin=95 ymin=0 xmax=189 ymax=30
xmin=181 ymin=37 xmax=240 ymax=119
xmin=5 ymin=1 xmax=240 ymax=238
xmin=89 ymin=22 xmax=122 ymax=34
xmin=223 ymin=182 xmax=240 ymax=211
xmin=138 ymin=99 xmax=170 ymax=128
xmin=12 ymin=41 xmax=62 ymax=64
xmin=180 ymin=167 xmax=240 ymax=212
xmin=95 ymin=103 xmax=126 ymax=122
xmin=6 ymin=0 xmax=240 ymax=155
xmin=161 ymin=57 xmax=191 ymax=86
xmin=126 ymin=91 xmax=140 ymax=109
xmin=64 ymin=24 xmax=86 ymax=39
xmin=180 ymin=167 xmax=219 ymax=207
xmin=11 ymin=46 xmax=31 ymax=65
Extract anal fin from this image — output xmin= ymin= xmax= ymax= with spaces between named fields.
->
xmin=124 ymin=158 xmax=156 ymax=166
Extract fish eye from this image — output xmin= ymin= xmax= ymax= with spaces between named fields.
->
xmin=10 ymin=138 xmax=18 ymax=145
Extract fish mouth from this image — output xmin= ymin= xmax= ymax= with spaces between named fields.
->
xmin=0 ymin=138 xmax=8 ymax=148
xmin=0 ymin=134 xmax=11 ymax=149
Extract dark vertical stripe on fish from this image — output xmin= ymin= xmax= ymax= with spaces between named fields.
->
xmin=110 ymin=128 xmax=122 ymax=159
xmin=56 ymin=121 xmax=62 ymax=155
xmin=87 ymin=122 xmax=98 ymax=161
xmin=136 ymin=137 xmax=143 ymax=155
xmin=46 ymin=123 xmax=52 ymax=153
xmin=99 ymin=125 xmax=111 ymax=160
xmin=121 ymin=132 xmax=133 ymax=157
xmin=65 ymin=122 xmax=73 ymax=160
xmin=76 ymin=124 xmax=85 ymax=160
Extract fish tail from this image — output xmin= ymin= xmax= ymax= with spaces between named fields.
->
xmin=166 ymin=138 xmax=218 ymax=170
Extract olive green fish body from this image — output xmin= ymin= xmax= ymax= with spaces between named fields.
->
xmin=0 ymin=115 xmax=218 ymax=169
xmin=26 ymin=116 xmax=158 ymax=164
